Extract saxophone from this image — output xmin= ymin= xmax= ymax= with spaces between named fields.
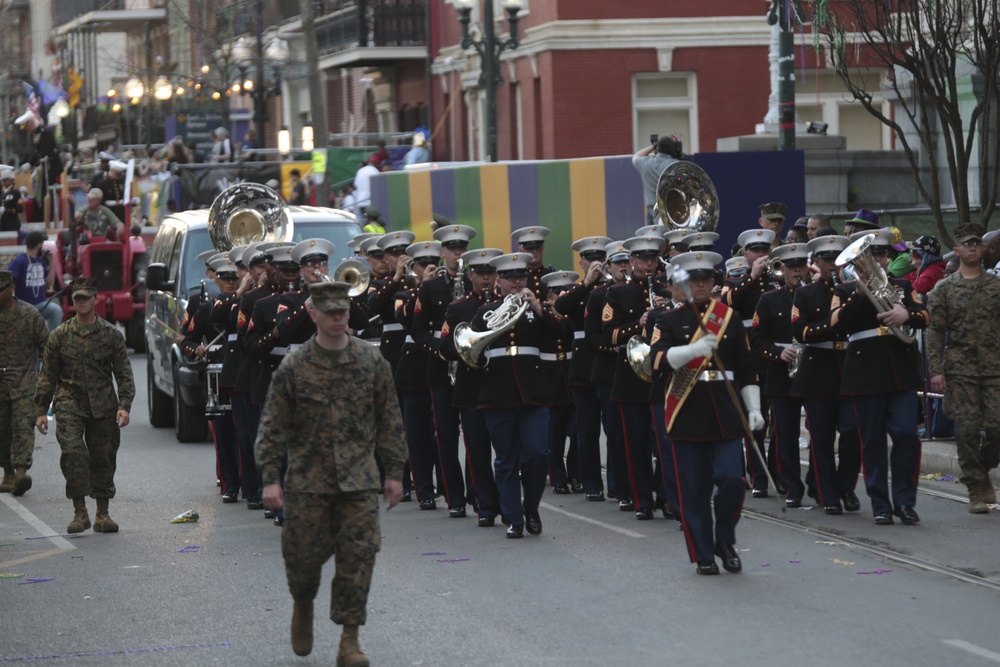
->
xmin=447 ymin=259 xmax=465 ymax=385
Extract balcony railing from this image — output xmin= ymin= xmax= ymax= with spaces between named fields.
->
xmin=54 ymin=0 xmax=125 ymax=27
xmin=316 ymin=0 xmax=427 ymax=54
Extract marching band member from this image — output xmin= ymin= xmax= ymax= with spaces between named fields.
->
xmin=791 ymin=234 xmax=861 ymax=514
xmin=679 ymin=231 xmax=719 ymax=254
xmin=512 ymin=226 xmax=555 ymax=299
xmin=439 ymin=248 xmax=504 ymax=526
xmin=603 ymin=235 xmax=667 ymax=520
xmin=246 ymin=245 xmax=302 ymax=407
xmin=724 ymin=228 xmax=781 ymax=498
xmin=412 ymin=224 xmax=477 ymax=518
xmin=555 ymin=236 xmax=611 ymax=500
xmin=750 ymin=242 xmax=811 ymax=507
xmin=650 ymin=251 xmax=760 ymax=575
xmin=587 ymin=241 xmax=631 ymax=506
xmin=468 ymin=253 xmax=564 ymax=538
xmin=540 ymin=270 xmax=579 ymax=494
xmin=832 ymin=230 xmax=929 ymax=525
xmin=368 ymin=231 xmax=417 ymax=372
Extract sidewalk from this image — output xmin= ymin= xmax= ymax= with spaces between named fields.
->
xmin=917 ymin=437 xmax=1000 ymax=488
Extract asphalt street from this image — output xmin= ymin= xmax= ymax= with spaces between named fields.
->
xmin=2 ymin=354 xmax=1000 ymax=666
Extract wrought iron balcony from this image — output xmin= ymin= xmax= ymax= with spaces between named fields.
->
xmin=274 ymin=0 xmax=427 ymax=55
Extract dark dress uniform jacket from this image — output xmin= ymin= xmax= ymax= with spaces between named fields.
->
xmin=212 ymin=291 xmax=242 ymax=387
xmin=245 ymin=292 xmax=284 ymax=404
xmin=368 ymin=276 xmax=420 ymax=372
xmin=831 ymin=277 xmax=929 ymax=395
xmin=723 ymin=272 xmax=777 ymax=378
xmin=586 ymin=284 xmax=617 ymax=385
xmin=470 ymin=301 xmax=564 ymax=409
xmin=790 ymin=278 xmax=848 ymax=400
xmin=644 ymin=303 xmax=677 ymax=401
xmin=180 ymin=298 xmax=220 ymax=361
xmin=649 ymin=303 xmax=757 ymax=441
xmin=526 ymin=264 xmax=555 ymax=299
xmin=554 ymin=282 xmax=597 ymax=387
xmin=750 ymin=286 xmax=797 ymax=397
xmin=440 ymin=291 xmax=490 ymax=409
xmin=540 ymin=304 xmax=572 ymax=406
xmin=393 ymin=289 xmax=427 ymax=393
xmin=234 ymin=285 xmax=274 ymax=392
xmin=603 ymin=280 xmax=653 ymax=402
xmin=412 ymin=272 xmax=471 ymax=388
xmin=274 ymin=290 xmax=314 ymax=347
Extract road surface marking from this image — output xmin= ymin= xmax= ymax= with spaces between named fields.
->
xmin=1 ymin=548 xmax=74 ymax=569
xmin=539 ymin=502 xmax=647 ymax=538
xmin=942 ymin=640 xmax=1000 ymax=663
xmin=0 ymin=495 xmax=77 ymax=550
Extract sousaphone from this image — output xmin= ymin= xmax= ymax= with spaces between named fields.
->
xmin=207 ymin=182 xmax=294 ymax=251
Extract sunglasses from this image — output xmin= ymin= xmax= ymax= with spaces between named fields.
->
xmin=303 ymin=259 xmax=328 ymax=268
xmin=520 ymin=243 xmax=544 ymax=250
xmin=385 ymin=248 xmax=406 ymax=256
xmin=959 ymin=238 xmax=982 ymax=247
xmin=367 ymin=251 xmax=387 ymax=259
xmin=442 ymin=243 xmax=468 ymax=251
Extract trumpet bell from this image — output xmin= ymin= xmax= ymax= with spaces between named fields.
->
xmin=626 ymin=335 xmax=653 ymax=382
xmin=333 ymin=258 xmax=371 ymax=297
xmin=655 ymin=161 xmax=720 ymax=232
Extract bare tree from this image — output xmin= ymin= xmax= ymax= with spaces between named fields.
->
xmin=815 ymin=0 xmax=1000 ymax=241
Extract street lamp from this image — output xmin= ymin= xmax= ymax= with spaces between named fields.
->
xmin=153 ymin=76 xmax=173 ymax=101
xmin=456 ymin=0 xmax=522 ymax=162
xmin=277 ymin=126 xmax=291 ymax=159
xmin=301 ymin=122 xmax=314 ymax=152
xmin=232 ymin=9 xmax=290 ymax=150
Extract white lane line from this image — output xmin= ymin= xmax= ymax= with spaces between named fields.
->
xmin=539 ymin=502 xmax=647 ymax=538
xmin=942 ymin=640 xmax=1000 ymax=663
xmin=0 ymin=495 xmax=77 ymax=550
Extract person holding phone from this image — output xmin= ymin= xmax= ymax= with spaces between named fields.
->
xmin=632 ymin=134 xmax=685 ymax=225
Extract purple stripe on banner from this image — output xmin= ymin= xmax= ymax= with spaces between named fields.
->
xmin=507 ymin=163 xmax=539 ymax=240
xmin=430 ymin=169 xmax=458 ymax=226
xmin=604 ymin=156 xmax=644 ymax=241
xmin=371 ymin=174 xmax=390 ymax=220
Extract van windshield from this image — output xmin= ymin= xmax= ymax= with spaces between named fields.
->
xmin=291 ymin=221 xmax=362 ymax=265
xmin=182 ymin=229 xmax=215 ymax=298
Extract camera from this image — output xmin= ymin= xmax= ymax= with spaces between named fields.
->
xmin=650 ymin=134 xmax=658 ymax=148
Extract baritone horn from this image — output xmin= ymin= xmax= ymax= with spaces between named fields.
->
xmin=333 ymin=258 xmax=371 ymax=297
xmin=835 ymin=233 xmax=915 ymax=344
xmin=207 ymin=182 xmax=294 ymax=251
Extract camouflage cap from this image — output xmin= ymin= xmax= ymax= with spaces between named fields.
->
xmin=0 ymin=270 xmax=12 ymax=290
xmin=71 ymin=277 xmax=100 ymax=297
xmin=307 ymin=280 xmax=352 ymax=312
xmin=759 ymin=202 xmax=787 ymax=220
xmin=953 ymin=222 xmax=986 ymax=245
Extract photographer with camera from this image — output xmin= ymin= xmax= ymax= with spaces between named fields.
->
xmin=7 ymin=231 xmax=62 ymax=331
xmin=632 ymin=134 xmax=685 ymax=225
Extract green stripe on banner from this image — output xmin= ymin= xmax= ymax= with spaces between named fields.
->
xmin=537 ymin=161 xmax=573 ymax=271
xmin=453 ymin=167 xmax=483 ymax=238
xmin=387 ymin=173 xmax=412 ymax=232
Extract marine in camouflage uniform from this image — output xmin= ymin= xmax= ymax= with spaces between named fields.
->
xmin=255 ymin=280 xmax=405 ymax=663
xmin=35 ymin=278 xmax=135 ymax=534
xmin=0 ymin=270 xmax=49 ymax=495
xmin=927 ymin=223 xmax=1000 ymax=512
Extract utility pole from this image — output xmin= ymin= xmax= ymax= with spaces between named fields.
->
xmin=770 ymin=0 xmax=796 ymax=150
xmin=301 ymin=0 xmax=329 ymax=204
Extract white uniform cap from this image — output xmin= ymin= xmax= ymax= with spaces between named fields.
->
xmin=571 ymin=236 xmax=612 ymax=255
xmin=228 ymin=245 xmax=248 ymax=266
xmin=849 ymin=230 xmax=890 ymax=246
xmin=433 ymin=224 xmax=478 ymax=245
xmin=671 ymin=250 xmax=723 ymax=276
xmin=197 ymin=249 xmax=217 ymax=265
xmin=807 ymin=234 xmax=851 ymax=258
xmin=270 ymin=245 xmax=298 ymax=266
xmin=623 ymin=235 xmax=666 ymax=255
xmin=462 ymin=247 xmax=504 ymax=268
xmin=359 ymin=236 xmax=384 ymax=254
xmin=98 ymin=151 xmax=115 ymax=161
xmin=0 ymin=169 xmax=13 ymax=180
xmin=725 ymin=256 xmax=750 ymax=275
xmin=541 ymin=270 xmax=580 ymax=290
xmin=109 ymin=160 xmax=127 ymax=172
xmin=209 ymin=255 xmax=239 ymax=275
xmin=292 ymin=238 xmax=336 ymax=264
xmin=680 ymin=231 xmax=720 ymax=250
xmin=377 ymin=230 xmax=416 ymax=251
xmin=406 ymin=240 xmax=443 ymax=260
xmin=511 ymin=226 xmax=551 ymax=245
xmin=605 ymin=240 xmax=629 ymax=261
xmin=490 ymin=252 xmax=533 ymax=273
xmin=635 ymin=224 xmax=666 ymax=238
xmin=348 ymin=232 xmax=377 ymax=249
xmin=737 ymin=228 xmax=776 ymax=250
xmin=770 ymin=242 xmax=810 ymax=263
xmin=663 ymin=229 xmax=688 ymax=245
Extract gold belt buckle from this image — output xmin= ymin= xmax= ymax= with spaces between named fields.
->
xmin=557 ymin=353 xmax=566 ymax=361
xmin=834 ymin=341 xmax=846 ymax=350
xmin=705 ymin=370 xmax=718 ymax=381
xmin=507 ymin=346 xmax=518 ymax=356
xmin=877 ymin=326 xmax=890 ymax=336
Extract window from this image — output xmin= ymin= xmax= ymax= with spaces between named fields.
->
xmin=633 ymin=73 xmax=698 ymax=153
xmin=795 ymin=69 xmax=889 ymax=149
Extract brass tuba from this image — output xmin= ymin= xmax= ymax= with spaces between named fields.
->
xmin=332 ymin=258 xmax=371 ymax=297
xmin=835 ymin=233 xmax=915 ymax=344
xmin=655 ymin=161 xmax=720 ymax=232
xmin=207 ymin=182 xmax=294 ymax=251
xmin=452 ymin=293 xmax=529 ymax=369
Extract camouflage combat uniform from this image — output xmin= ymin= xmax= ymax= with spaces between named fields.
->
xmin=35 ymin=317 xmax=135 ymax=499
xmin=255 ymin=335 xmax=405 ymax=626
xmin=927 ymin=270 xmax=1000 ymax=489
xmin=0 ymin=300 xmax=48 ymax=472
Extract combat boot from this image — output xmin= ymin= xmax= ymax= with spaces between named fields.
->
xmin=67 ymin=497 xmax=91 ymax=533
xmin=968 ymin=481 xmax=992 ymax=513
xmin=11 ymin=468 xmax=32 ymax=496
xmin=290 ymin=600 xmax=313 ymax=656
xmin=0 ymin=468 xmax=13 ymax=493
xmin=337 ymin=625 xmax=370 ymax=667
xmin=982 ymin=481 xmax=997 ymax=505
xmin=92 ymin=498 xmax=119 ymax=533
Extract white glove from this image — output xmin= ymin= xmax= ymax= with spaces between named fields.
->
xmin=665 ymin=333 xmax=718 ymax=370
xmin=740 ymin=385 xmax=765 ymax=431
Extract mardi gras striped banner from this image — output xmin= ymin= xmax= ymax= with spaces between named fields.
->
xmin=369 ymin=152 xmax=805 ymax=271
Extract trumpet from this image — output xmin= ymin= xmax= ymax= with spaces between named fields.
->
xmin=767 ymin=256 xmax=784 ymax=283
xmin=332 ymin=258 xmax=370 ymax=297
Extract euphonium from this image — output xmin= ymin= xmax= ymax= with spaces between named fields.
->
xmin=835 ymin=233 xmax=915 ymax=344
xmin=626 ymin=335 xmax=653 ymax=382
xmin=452 ymin=293 xmax=529 ymax=369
